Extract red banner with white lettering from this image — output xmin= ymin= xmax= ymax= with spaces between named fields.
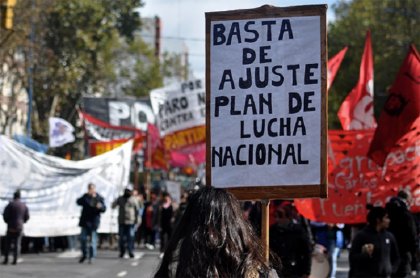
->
xmin=295 ymin=123 xmax=420 ymax=224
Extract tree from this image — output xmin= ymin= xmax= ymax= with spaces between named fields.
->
xmin=0 ymin=0 xmax=178 ymax=159
xmin=106 ymin=36 xmax=163 ymax=97
xmin=0 ymin=0 xmax=37 ymax=135
xmin=327 ymin=0 xmax=419 ymax=129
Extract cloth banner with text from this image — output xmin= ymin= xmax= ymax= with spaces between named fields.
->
xmin=89 ymin=137 xmax=143 ymax=156
xmin=295 ymin=122 xmax=420 ymax=224
xmin=150 ymin=79 xmax=205 ymax=137
xmin=0 ymin=136 xmax=133 ymax=236
xmin=79 ymin=110 xmax=144 ymax=142
xmin=82 ymin=97 xmax=155 ymax=131
xmin=149 ymin=79 xmax=206 ymax=169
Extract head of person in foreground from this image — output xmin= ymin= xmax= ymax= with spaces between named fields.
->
xmin=154 ymin=186 xmax=273 ymax=278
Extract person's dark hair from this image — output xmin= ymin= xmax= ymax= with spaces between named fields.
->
xmin=154 ymin=186 xmax=272 ymax=277
xmin=162 ymin=191 xmax=171 ymax=199
xmin=13 ymin=190 xmax=21 ymax=199
xmin=366 ymin=204 xmax=387 ymax=226
xmin=123 ymin=188 xmax=132 ymax=198
xmin=275 ymin=207 xmax=291 ymax=220
xmin=397 ymin=189 xmax=410 ymax=200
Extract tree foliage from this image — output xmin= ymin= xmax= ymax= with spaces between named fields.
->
xmin=0 ymin=0 xmax=189 ymax=156
xmin=328 ymin=0 xmax=419 ymax=129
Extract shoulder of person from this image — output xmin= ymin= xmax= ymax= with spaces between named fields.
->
xmin=96 ymin=194 xmax=105 ymax=201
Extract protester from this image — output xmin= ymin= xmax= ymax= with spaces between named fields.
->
xmin=133 ymin=190 xmax=145 ymax=248
xmin=386 ymin=189 xmax=418 ymax=277
xmin=349 ymin=205 xmax=400 ymax=277
xmin=329 ymin=223 xmax=345 ymax=278
xmin=112 ymin=186 xmax=140 ymax=258
xmin=159 ymin=192 xmax=173 ymax=258
xmin=269 ymin=206 xmax=312 ymax=278
xmin=76 ymin=183 xmax=106 ymax=264
xmin=154 ymin=186 xmax=277 ymax=277
xmin=173 ymin=191 xmax=189 ymax=229
xmin=2 ymin=190 xmax=30 ymax=265
xmin=142 ymin=191 xmax=159 ymax=250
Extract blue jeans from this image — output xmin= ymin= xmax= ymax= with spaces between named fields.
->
xmin=80 ymin=227 xmax=97 ymax=259
xmin=119 ymin=224 xmax=135 ymax=256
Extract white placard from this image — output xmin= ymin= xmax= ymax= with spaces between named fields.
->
xmin=165 ymin=180 xmax=181 ymax=205
xmin=150 ymin=79 xmax=206 ymax=136
xmin=209 ymin=16 xmax=322 ymax=188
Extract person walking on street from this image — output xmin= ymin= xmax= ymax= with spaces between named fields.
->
xmin=2 ymin=190 xmax=30 ymax=265
xmin=349 ymin=205 xmax=400 ymax=278
xmin=386 ymin=189 xmax=418 ymax=277
xmin=142 ymin=191 xmax=159 ymax=250
xmin=112 ymin=186 xmax=140 ymax=258
xmin=76 ymin=183 xmax=106 ymax=264
xmin=159 ymin=192 xmax=173 ymax=258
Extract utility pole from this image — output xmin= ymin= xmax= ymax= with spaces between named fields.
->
xmin=26 ymin=0 xmax=34 ymax=137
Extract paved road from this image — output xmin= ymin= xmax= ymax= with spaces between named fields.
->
xmin=1 ymin=247 xmax=350 ymax=278
xmin=1 ymin=248 xmax=161 ymax=278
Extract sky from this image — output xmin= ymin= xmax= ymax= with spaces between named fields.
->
xmin=140 ymin=0 xmax=337 ymax=79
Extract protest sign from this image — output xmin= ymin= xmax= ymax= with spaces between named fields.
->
xmin=150 ymin=79 xmax=205 ymax=137
xmin=206 ymin=5 xmax=327 ymax=199
xmin=165 ymin=180 xmax=182 ymax=205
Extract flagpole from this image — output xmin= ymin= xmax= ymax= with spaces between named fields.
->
xmin=144 ymin=127 xmax=152 ymax=200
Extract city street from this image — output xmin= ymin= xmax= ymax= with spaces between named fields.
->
xmin=1 ymin=246 xmax=350 ymax=278
xmin=1 ymin=248 xmax=161 ymax=278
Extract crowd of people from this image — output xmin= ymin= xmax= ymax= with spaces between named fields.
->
xmin=2 ymin=184 xmax=420 ymax=278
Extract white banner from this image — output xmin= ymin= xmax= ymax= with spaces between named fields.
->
xmin=150 ymin=79 xmax=205 ymax=136
xmin=49 ymin=117 xmax=76 ymax=147
xmin=0 ymin=136 xmax=132 ymax=237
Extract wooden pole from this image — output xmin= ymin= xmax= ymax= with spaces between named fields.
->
xmin=261 ymin=199 xmax=270 ymax=262
xmin=145 ymin=129 xmax=152 ymax=200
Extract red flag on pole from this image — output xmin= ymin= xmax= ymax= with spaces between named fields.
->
xmin=368 ymin=44 xmax=420 ymax=166
xmin=145 ymin=123 xmax=168 ymax=170
xmin=338 ymin=31 xmax=376 ymax=130
xmin=327 ymin=46 xmax=348 ymax=91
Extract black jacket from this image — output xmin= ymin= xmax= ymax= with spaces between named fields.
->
xmin=269 ymin=222 xmax=312 ymax=277
xmin=386 ymin=197 xmax=418 ymax=255
xmin=3 ymin=198 xmax=30 ymax=232
xmin=76 ymin=193 xmax=106 ymax=230
xmin=349 ymin=225 xmax=400 ymax=277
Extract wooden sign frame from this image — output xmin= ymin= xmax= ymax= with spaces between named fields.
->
xmin=205 ymin=5 xmax=328 ymax=200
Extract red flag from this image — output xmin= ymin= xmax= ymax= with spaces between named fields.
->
xmin=327 ymin=46 xmax=348 ymax=91
xmin=145 ymin=123 xmax=168 ymax=170
xmin=368 ymin=44 xmax=420 ymax=166
xmin=338 ymin=31 xmax=376 ymax=130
